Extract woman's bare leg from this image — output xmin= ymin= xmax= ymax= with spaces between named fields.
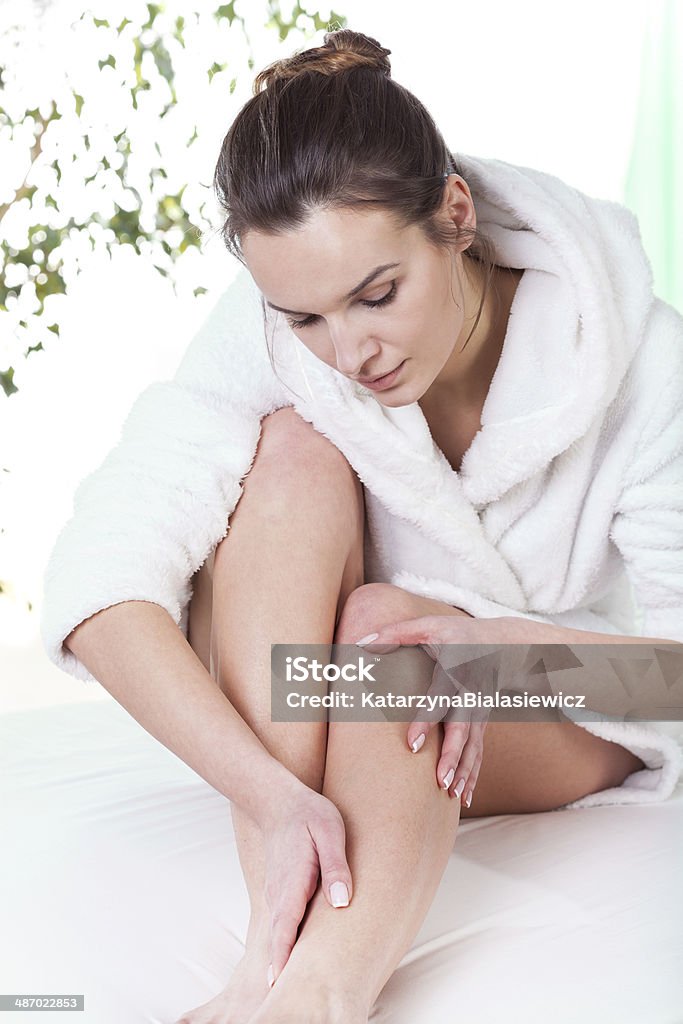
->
xmin=177 ymin=407 xmax=366 ymax=1024
xmin=245 ymin=583 xmax=647 ymax=1022
xmin=246 ymin=586 xmax=462 ymax=1023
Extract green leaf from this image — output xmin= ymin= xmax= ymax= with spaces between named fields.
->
xmin=174 ymin=16 xmax=185 ymax=46
xmin=0 ymin=368 xmax=18 ymax=399
xmin=98 ymin=55 xmax=116 ymax=71
xmin=208 ymin=61 xmax=227 ymax=83
xmin=93 ymin=17 xmax=108 ymax=28
xmin=193 ymin=286 xmax=208 ymax=296
xmin=117 ymin=17 xmax=132 ymax=34
xmin=144 ymin=3 xmax=162 ymax=30
xmin=74 ymin=93 xmax=84 ymax=115
xmin=152 ymin=39 xmax=173 ymax=83
xmin=313 ymin=9 xmax=347 ymax=31
xmin=215 ymin=3 xmax=235 ymax=19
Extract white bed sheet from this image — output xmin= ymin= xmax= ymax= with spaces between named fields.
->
xmin=1 ymin=699 xmax=682 ymax=1024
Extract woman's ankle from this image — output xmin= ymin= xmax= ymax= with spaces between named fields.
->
xmin=245 ymin=910 xmax=270 ymax=957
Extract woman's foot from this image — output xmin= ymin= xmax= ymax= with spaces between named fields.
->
xmin=246 ymin=965 xmax=369 ymax=1024
xmin=174 ymin=941 xmax=270 ymax=1024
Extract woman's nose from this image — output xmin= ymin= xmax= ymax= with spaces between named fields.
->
xmin=329 ymin=323 xmax=381 ymax=377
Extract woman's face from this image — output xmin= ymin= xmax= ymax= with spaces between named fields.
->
xmin=242 ymin=182 xmax=478 ymax=408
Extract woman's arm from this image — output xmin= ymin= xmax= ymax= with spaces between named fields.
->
xmin=65 ymin=599 xmax=299 ymax=825
xmin=67 ymin=598 xmax=356 ymax=974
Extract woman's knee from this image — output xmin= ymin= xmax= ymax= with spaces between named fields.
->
xmin=247 ymin=407 xmax=364 ymax=517
xmin=334 ymin=583 xmax=467 ymax=644
xmin=257 ymin=407 xmax=355 ymax=481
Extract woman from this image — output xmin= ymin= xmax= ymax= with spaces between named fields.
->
xmin=41 ymin=28 xmax=683 ymax=1024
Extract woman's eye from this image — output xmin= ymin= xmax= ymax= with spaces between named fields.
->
xmin=285 ymin=281 xmax=398 ymax=330
xmin=286 ymin=313 xmax=319 ymax=330
xmin=361 ymin=280 xmax=397 ymax=310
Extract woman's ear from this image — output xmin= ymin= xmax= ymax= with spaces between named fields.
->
xmin=441 ymin=174 xmax=477 ymax=252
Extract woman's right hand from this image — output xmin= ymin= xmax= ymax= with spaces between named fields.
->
xmin=260 ymin=781 xmax=353 ymax=987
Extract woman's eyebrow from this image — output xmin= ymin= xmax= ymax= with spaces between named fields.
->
xmin=266 ymin=262 xmax=401 ymax=316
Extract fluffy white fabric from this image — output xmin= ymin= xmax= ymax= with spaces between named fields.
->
xmin=41 ymin=154 xmax=683 ymax=809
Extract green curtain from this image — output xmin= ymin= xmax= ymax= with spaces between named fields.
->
xmin=624 ymin=0 xmax=682 ymax=313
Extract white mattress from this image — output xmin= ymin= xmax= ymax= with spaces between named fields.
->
xmin=1 ymin=699 xmax=682 ymax=1024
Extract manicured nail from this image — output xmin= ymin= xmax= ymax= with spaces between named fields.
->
xmin=267 ymin=963 xmax=274 ymax=988
xmin=454 ymin=778 xmax=465 ymax=799
xmin=330 ymin=881 xmax=350 ymax=907
xmin=411 ymin=733 xmax=426 ymax=753
xmin=442 ymin=768 xmax=455 ymax=790
xmin=356 ymin=633 xmax=379 ymax=647
xmin=465 ymin=790 xmax=472 ymax=808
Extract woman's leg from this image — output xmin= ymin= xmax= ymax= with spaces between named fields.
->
xmin=245 ymin=584 xmax=646 ymax=1023
xmin=178 ymin=407 xmax=366 ymax=1024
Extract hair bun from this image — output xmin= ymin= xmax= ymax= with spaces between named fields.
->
xmin=253 ymin=29 xmax=392 ymax=93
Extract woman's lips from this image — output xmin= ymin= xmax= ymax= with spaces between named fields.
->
xmin=358 ymin=360 xmax=406 ymax=392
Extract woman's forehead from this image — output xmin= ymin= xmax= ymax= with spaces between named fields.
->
xmin=243 ymin=208 xmax=418 ymax=311
xmin=244 ymin=205 xmax=408 ymax=258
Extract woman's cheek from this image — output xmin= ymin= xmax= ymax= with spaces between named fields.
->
xmin=295 ymin=333 xmax=335 ymax=368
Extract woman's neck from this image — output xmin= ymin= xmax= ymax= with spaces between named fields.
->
xmin=422 ymin=261 xmax=523 ymax=413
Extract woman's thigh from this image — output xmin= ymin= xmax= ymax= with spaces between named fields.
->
xmin=335 ymin=583 xmax=646 ymax=816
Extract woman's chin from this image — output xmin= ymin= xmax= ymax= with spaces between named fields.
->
xmin=372 ymin=388 xmax=418 ymax=409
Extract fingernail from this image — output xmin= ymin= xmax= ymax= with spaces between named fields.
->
xmin=411 ymin=733 xmax=426 ymax=753
xmin=465 ymin=790 xmax=472 ymax=808
xmin=330 ymin=881 xmax=350 ymax=907
xmin=356 ymin=633 xmax=379 ymax=647
xmin=442 ymin=767 xmax=455 ymax=790
xmin=267 ymin=963 xmax=274 ymax=988
xmin=454 ymin=778 xmax=465 ymax=799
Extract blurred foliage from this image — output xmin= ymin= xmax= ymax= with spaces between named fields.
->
xmin=0 ymin=1 xmax=346 ymax=399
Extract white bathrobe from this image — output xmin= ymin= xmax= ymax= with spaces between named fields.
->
xmin=41 ymin=153 xmax=683 ymax=810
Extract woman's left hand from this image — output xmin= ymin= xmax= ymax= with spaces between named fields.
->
xmin=357 ymin=615 xmax=544 ymax=808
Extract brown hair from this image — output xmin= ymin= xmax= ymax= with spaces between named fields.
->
xmin=213 ymin=28 xmax=498 ymax=359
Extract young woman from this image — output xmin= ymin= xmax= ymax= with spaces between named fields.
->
xmin=41 ymin=28 xmax=683 ymax=1024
